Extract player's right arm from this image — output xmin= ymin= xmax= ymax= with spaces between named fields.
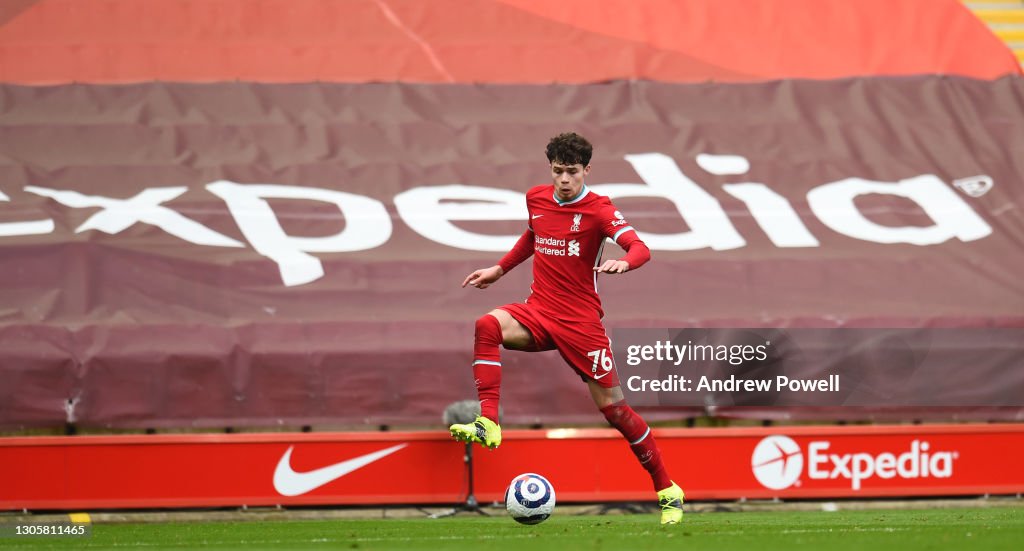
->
xmin=462 ymin=228 xmax=535 ymax=289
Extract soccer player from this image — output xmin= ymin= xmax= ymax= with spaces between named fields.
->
xmin=449 ymin=132 xmax=685 ymax=525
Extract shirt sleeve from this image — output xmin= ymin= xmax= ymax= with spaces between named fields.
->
xmin=599 ymin=202 xmax=637 ymax=244
xmin=599 ymin=202 xmax=651 ymax=270
xmin=616 ymin=230 xmax=651 ymax=269
xmin=498 ymin=228 xmax=535 ymax=273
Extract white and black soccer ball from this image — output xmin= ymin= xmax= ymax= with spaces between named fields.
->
xmin=504 ymin=473 xmax=555 ymax=525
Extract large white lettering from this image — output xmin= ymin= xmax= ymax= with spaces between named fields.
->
xmin=590 ymin=153 xmax=745 ymax=250
xmin=5 ymin=153 xmax=994 ymax=287
xmin=723 ymin=183 xmax=821 ymax=247
xmin=0 ymin=189 xmax=54 ymax=237
xmin=807 ymin=176 xmax=992 ymax=245
xmin=23 ymin=186 xmax=242 ymax=246
xmin=207 ymin=181 xmax=391 ymax=287
xmin=394 ymin=185 xmax=526 ymax=252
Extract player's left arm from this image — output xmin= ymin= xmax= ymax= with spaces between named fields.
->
xmin=594 ymin=204 xmax=651 ymax=275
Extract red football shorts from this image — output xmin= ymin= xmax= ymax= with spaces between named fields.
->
xmin=497 ymin=302 xmax=620 ymax=388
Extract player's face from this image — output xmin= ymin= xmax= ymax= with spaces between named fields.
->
xmin=550 ymin=162 xmax=590 ymax=202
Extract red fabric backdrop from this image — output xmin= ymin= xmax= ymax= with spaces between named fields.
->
xmin=0 ymin=0 xmax=1018 ymax=84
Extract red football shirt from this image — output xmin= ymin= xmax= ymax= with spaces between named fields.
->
xmin=514 ymin=184 xmax=642 ymax=321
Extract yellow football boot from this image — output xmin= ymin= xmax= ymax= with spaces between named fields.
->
xmin=449 ymin=416 xmax=502 ymax=450
xmin=657 ymin=482 xmax=685 ymax=525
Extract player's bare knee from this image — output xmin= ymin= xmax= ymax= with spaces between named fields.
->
xmin=485 ymin=309 xmax=532 ymax=349
xmin=484 ymin=309 xmax=510 ymax=324
xmin=589 ymin=382 xmax=625 ymax=410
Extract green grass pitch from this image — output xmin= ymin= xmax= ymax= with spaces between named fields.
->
xmin=5 ymin=507 xmax=1023 ymax=550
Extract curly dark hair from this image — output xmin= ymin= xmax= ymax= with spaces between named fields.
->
xmin=545 ymin=132 xmax=593 ymax=166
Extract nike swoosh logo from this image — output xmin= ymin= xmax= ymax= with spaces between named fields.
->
xmin=594 ymin=371 xmax=611 ymax=380
xmin=532 ymin=214 xmax=544 ymax=219
xmin=273 ymin=443 xmax=407 ymax=496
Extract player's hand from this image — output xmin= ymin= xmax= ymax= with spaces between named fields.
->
xmin=462 ymin=265 xmax=505 ymax=289
xmin=594 ymin=260 xmax=630 ymax=274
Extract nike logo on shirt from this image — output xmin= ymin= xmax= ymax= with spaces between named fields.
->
xmin=272 ymin=443 xmax=407 ymax=496
xmin=532 ymin=214 xmax=544 ymax=219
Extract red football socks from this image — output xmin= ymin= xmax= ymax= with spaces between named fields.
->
xmin=473 ymin=314 xmax=503 ymax=423
xmin=600 ymin=400 xmax=673 ymax=491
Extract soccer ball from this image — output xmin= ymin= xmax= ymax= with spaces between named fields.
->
xmin=504 ymin=473 xmax=555 ymax=525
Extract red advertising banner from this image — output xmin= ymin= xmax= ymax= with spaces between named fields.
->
xmin=2 ymin=424 xmax=1022 ymax=510
xmin=0 ymin=0 xmax=1016 ymax=85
